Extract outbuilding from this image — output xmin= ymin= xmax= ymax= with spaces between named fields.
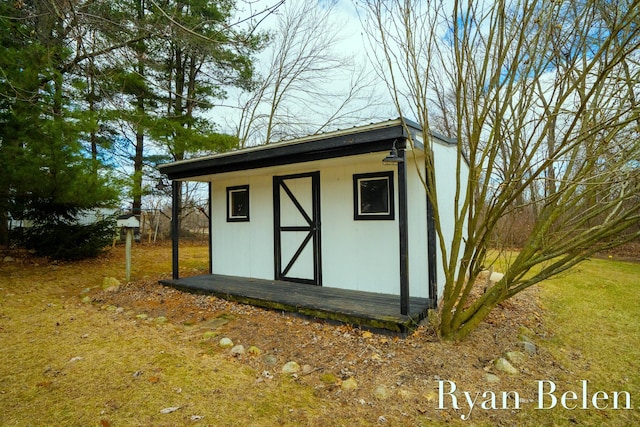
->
xmin=159 ymin=118 xmax=466 ymax=333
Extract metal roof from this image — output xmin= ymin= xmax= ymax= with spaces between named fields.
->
xmin=159 ymin=118 xmax=455 ymax=180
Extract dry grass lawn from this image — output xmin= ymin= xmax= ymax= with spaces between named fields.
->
xmin=1 ymin=243 xmax=639 ymax=426
xmin=0 ymin=246 xmax=333 ymax=426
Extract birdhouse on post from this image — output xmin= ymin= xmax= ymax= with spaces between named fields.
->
xmin=116 ymin=214 xmax=140 ymax=229
xmin=117 ymin=213 xmax=140 ymax=281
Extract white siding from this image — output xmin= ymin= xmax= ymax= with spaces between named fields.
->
xmin=406 ymin=153 xmax=430 ymax=298
xmin=432 ymin=141 xmax=469 ymax=301
xmin=211 ymin=174 xmax=273 ymax=279
xmin=208 ymin=150 xmax=443 ymax=298
xmin=320 ymin=158 xmax=400 ymax=294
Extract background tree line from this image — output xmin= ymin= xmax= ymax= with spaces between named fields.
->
xmin=0 ymin=0 xmax=262 ymax=250
xmin=0 ymin=0 xmax=375 ymax=255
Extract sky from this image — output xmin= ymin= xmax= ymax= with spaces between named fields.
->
xmin=214 ymin=0 xmax=397 ymax=141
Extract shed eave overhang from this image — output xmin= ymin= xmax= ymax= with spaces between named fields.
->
xmin=159 ymin=119 xmax=425 ymax=180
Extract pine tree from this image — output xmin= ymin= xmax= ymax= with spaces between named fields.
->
xmin=0 ymin=1 xmax=119 ymax=247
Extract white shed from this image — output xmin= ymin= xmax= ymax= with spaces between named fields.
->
xmin=159 ymin=119 xmax=467 ymax=329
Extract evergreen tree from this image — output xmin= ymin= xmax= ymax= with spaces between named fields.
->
xmin=0 ymin=1 xmax=119 ymax=247
xmin=1 ymin=0 xmax=265 ymax=248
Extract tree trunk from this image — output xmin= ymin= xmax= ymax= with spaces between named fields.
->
xmin=0 ymin=207 xmax=8 ymax=248
xmin=132 ymin=0 xmax=146 ymax=216
xmin=132 ymin=56 xmax=144 ymax=216
xmin=132 ymin=126 xmax=144 ymax=216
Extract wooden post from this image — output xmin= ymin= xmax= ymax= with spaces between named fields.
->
xmin=398 ymin=145 xmax=409 ymax=316
xmin=125 ymin=227 xmax=133 ymax=281
xmin=172 ymin=180 xmax=180 ymax=280
xmin=425 ymin=160 xmax=437 ymax=303
xmin=208 ymin=182 xmax=213 ymax=275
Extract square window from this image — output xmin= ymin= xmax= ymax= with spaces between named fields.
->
xmin=227 ymin=185 xmax=249 ymax=222
xmin=353 ymin=171 xmax=394 ymax=220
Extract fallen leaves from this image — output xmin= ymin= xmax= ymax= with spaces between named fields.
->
xmin=81 ymin=246 xmax=562 ymax=424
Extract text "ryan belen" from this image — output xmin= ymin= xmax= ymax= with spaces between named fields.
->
xmin=437 ymin=380 xmax=632 ymax=420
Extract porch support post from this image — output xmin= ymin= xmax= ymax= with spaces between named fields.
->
xmin=208 ymin=181 xmax=213 ymax=275
xmin=398 ymin=145 xmax=409 ymax=315
xmin=426 ymin=162 xmax=437 ymax=304
xmin=171 ymin=180 xmax=180 ymax=280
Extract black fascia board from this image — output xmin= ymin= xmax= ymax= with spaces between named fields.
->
xmin=160 ymin=124 xmax=413 ymax=180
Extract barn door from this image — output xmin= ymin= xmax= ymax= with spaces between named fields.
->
xmin=273 ymin=172 xmax=321 ymax=285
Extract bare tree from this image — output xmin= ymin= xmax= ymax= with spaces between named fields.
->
xmin=233 ymin=0 xmax=382 ymax=147
xmin=363 ymin=0 xmax=640 ymax=340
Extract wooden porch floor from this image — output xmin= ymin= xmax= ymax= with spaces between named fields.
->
xmin=160 ymin=274 xmax=434 ymax=335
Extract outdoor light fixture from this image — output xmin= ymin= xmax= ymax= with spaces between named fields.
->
xmin=156 ymin=178 xmax=169 ymax=191
xmin=382 ymin=140 xmax=404 ymax=165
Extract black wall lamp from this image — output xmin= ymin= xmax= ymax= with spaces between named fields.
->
xmin=382 ymin=139 xmax=404 ymax=165
xmin=156 ymin=178 xmax=170 ymax=191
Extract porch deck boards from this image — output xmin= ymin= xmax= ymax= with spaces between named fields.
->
xmin=160 ymin=274 xmax=433 ymax=334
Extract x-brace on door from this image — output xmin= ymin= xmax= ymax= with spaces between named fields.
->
xmin=273 ymin=172 xmax=321 ymax=286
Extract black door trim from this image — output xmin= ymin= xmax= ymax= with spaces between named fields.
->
xmin=273 ymin=172 xmax=322 ymax=286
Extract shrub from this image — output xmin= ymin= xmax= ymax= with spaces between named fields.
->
xmin=25 ymin=218 xmax=115 ymax=260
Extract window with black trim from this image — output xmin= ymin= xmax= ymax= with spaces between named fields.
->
xmin=227 ymin=185 xmax=249 ymax=222
xmin=353 ymin=171 xmax=394 ymax=220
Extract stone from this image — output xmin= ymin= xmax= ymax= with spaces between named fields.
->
xmin=505 ymin=351 xmax=527 ymax=365
xmin=3 ymin=256 xmax=15 ymax=263
xmin=489 ymin=271 xmax=504 ymax=283
xmin=247 ymin=346 xmax=262 ymax=356
xmin=341 ymin=377 xmax=358 ymax=391
xmin=494 ymin=357 xmax=519 ymax=375
xmin=518 ymin=325 xmax=535 ymax=337
xmin=485 ymin=373 xmax=500 ymax=383
xmin=202 ymin=331 xmax=218 ymax=340
xmin=301 ymin=364 xmax=314 ymax=375
xmin=518 ymin=326 xmax=535 ymax=343
xmin=373 ymin=385 xmax=390 ymax=400
xmin=263 ymin=354 xmax=277 ymax=366
xmin=522 ymin=341 xmax=537 ymax=355
xmin=282 ymin=361 xmax=300 ymax=374
xmin=135 ymin=313 xmax=148 ymax=320
xmin=154 ymin=316 xmax=168 ymax=324
xmin=231 ymin=345 xmax=245 ymax=357
xmin=200 ymin=318 xmax=229 ymax=330
xmin=320 ymin=373 xmax=337 ymax=384
xmin=518 ymin=334 xmax=534 ymax=343
xmin=218 ymin=337 xmax=234 ymax=348
xmin=81 ymin=296 xmax=91 ymax=304
xmin=102 ymin=277 xmax=120 ymax=289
